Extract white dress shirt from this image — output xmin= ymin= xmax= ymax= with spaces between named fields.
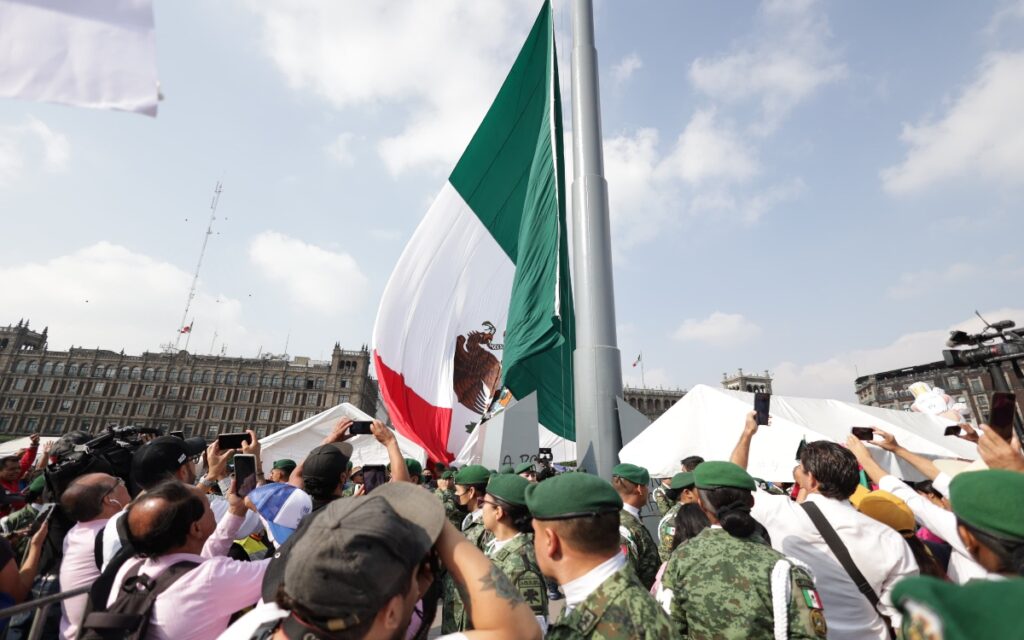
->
xmin=877 ymin=474 xmax=990 ymax=584
xmin=561 ymin=552 xmax=627 ymax=615
xmin=622 ymin=503 xmax=641 ymax=520
xmin=752 ymin=491 xmax=919 ymax=640
xmin=59 ymin=518 xmax=109 ymax=640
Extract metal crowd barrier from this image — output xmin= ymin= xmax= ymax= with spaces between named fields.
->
xmin=0 ymin=584 xmax=90 ymax=640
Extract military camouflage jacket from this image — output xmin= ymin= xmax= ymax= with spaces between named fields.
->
xmin=487 ymin=534 xmax=548 ymax=619
xmin=440 ymin=510 xmax=494 ymax=634
xmin=436 ymin=489 xmax=464 ymax=528
xmin=652 ymin=484 xmax=674 ymax=517
xmin=619 ymin=509 xmax=660 ymax=590
xmin=547 ymin=565 xmax=674 ymax=640
xmin=657 ymin=527 xmax=828 ymax=640
xmin=657 ymin=502 xmax=681 ymax=563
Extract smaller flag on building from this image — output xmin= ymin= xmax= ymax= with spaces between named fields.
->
xmin=632 ymin=353 xmax=642 ymax=368
xmin=180 ymin=322 xmax=193 ymax=334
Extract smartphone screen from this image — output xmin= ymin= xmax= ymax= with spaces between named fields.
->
xmin=851 ymin=427 xmax=874 ymax=441
xmin=233 ymin=454 xmax=258 ymax=498
xmin=217 ymin=432 xmax=252 ymax=450
xmin=348 ymin=421 xmax=374 ymax=435
xmin=943 ymin=425 xmax=962 ymax=437
xmin=538 ymin=447 xmax=553 ymax=461
xmin=754 ymin=392 xmax=771 ymax=426
xmin=988 ymin=392 xmax=1017 ymax=441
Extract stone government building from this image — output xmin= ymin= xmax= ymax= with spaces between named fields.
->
xmin=0 ymin=320 xmax=379 ymax=439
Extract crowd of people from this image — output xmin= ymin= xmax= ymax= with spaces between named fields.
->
xmin=0 ymin=409 xmax=1018 ymax=639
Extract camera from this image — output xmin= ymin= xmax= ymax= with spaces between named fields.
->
xmin=942 ymin=318 xmax=1024 ymax=368
xmin=44 ymin=424 xmax=161 ymax=498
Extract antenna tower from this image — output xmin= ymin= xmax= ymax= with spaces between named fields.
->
xmin=173 ymin=182 xmax=223 ymax=351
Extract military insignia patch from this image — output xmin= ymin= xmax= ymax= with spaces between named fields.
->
xmin=810 ymin=609 xmax=827 ymax=638
xmin=902 ymin=600 xmax=943 ymax=640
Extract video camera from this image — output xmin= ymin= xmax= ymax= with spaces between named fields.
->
xmin=44 ymin=424 xmax=162 ymax=499
xmin=943 ymin=317 xmax=1024 ymax=367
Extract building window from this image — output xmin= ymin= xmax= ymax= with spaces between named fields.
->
xmin=162 ymin=406 xmax=176 ymax=417
xmin=211 ymin=406 xmax=223 ymax=419
xmin=0 ymin=418 xmax=8 ymax=432
xmin=87 ymin=401 xmax=100 ymax=413
xmin=282 ymin=410 xmax=293 ymax=422
xmin=238 ymin=390 xmax=251 ymax=402
xmin=306 ymin=393 xmax=319 ymax=406
xmin=187 ymin=406 xmax=200 ymax=418
xmin=68 ymin=380 xmax=80 ymax=393
xmin=117 ymin=383 xmax=130 ymax=396
xmin=53 ymin=417 xmax=66 ymax=432
xmin=261 ymin=375 xmax=271 ymax=387
xmin=258 ymin=409 xmax=271 ymax=421
xmin=256 ymin=427 xmax=267 ymax=438
xmin=216 ymin=388 xmax=227 ymax=401
xmin=106 ymin=367 xmax=116 ymax=379
xmin=67 ymin=364 xmax=78 ymax=376
xmin=968 ymin=377 xmax=984 ymax=393
xmin=42 ymin=362 xmax=54 ymax=375
xmin=226 ymin=372 xmax=236 ymax=385
xmin=284 ymin=392 xmax=295 ymax=404
xmin=113 ymin=402 xmax=125 ymax=416
xmin=206 ymin=425 xmax=219 ymax=437
xmin=203 ymin=370 xmax=213 ymax=383
xmin=28 ymin=361 xmax=39 ymax=374
xmin=26 ymin=418 xmax=38 ymax=431
xmin=144 ymin=368 xmax=155 ymax=381
xmin=13 ymin=378 xmax=26 ymax=391
xmin=169 ymin=369 xmax=179 ymax=382
xmin=93 ymin=382 xmax=106 ymax=394
xmin=119 ymin=367 xmax=129 ymax=379
xmin=143 ymin=385 xmax=155 ymax=397
xmin=60 ymin=400 xmax=73 ymax=412
xmin=33 ymin=399 xmax=45 ymax=410
xmin=156 ymin=369 xmax=166 ymax=381
xmin=15 ymin=361 xmax=27 ymax=374
xmin=215 ymin=372 xmax=224 ymax=384
xmin=136 ymin=403 xmax=150 ymax=416
xmin=130 ymin=367 xmax=141 ymax=380
xmin=339 ymin=379 xmax=348 ymax=389
xmin=261 ymin=390 xmax=273 ymax=403
xmin=167 ymin=386 xmax=179 ymax=399
xmin=40 ymin=379 xmax=53 ymax=393
xmin=271 ymin=375 xmax=281 ymax=388
xmin=192 ymin=388 xmax=204 ymax=400
xmin=305 ymin=379 xmax=314 ymax=390
xmin=4 ymin=399 xmax=16 ymax=410
xmin=191 ymin=371 xmax=201 ymax=383
xmin=292 ymin=377 xmax=304 ymax=389
xmin=236 ymin=408 xmax=248 ymax=421
xmin=339 ymin=395 xmax=350 ymax=403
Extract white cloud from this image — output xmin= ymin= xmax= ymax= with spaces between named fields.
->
xmin=325 ymin=132 xmax=356 ymax=166
xmin=0 ymin=117 xmax=70 ymax=187
xmin=672 ymin=312 xmax=762 ymax=347
xmin=984 ymin=0 xmax=1024 ymax=35
xmin=881 ymin=51 xmax=1024 ymax=194
xmin=886 ymin=263 xmax=982 ymax=299
xmin=244 ymin=1 xmax=538 ymax=175
xmin=689 ymin=0 xmax=845 ymax=133
xmin=0 ymin=242 xmax=253 ymax=355
xmin=772 ymin=307 xmax=1024 ymax=400
xmin=248 ymin=231 xmax=368 ymax=314
xmin=611 ymin=53 xmax=643 ymax=84
xmin=659 ymin=109 xmax=759 ymax=184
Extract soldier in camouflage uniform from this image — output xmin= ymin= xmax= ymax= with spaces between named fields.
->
xmin=651 ymin=478 xmax=674 ymax=517
xmin=656 ymin=471 xmax=700 ymax=562
xmin=441 ymin=464 xmax=495 ymax=634
xmin=657 ymin=461 xmax=828 ymax=639
xmin=526 ymin=471 xmax=673 ymax=639
xmin=612 ymin=463 xmax=660 ymax=590
xmin=482 ymin=474 xmax=548 ymax=628
xmin=435 ymin=471 xmax=465 ymax=528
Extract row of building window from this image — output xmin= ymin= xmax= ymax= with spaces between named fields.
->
xmin=1 ymin=393 xmax=346 ymax=419
xmin=877 ymin=376 xmax=982 ymax=400
xmin=7 ymin=361 xmax=349 ymax=389
xmin=0 ymin=416 xmax=294 ymax=440
xmin=4 ymin=378 xmax=342 ymax=406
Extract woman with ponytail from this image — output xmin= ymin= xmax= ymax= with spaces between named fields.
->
xmin=656 ymin=461 xmax=829 ymax=639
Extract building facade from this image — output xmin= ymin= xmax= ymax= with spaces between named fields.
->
xmin=623 ymin=387 xmax=687 ymax=422
xmin=721 ymin=369 xmax=773 ymax=394
xmin=0 ymin=320 xmax=379 ymax=439
xmin=854 ymin=360 xmax=1024 ymax=423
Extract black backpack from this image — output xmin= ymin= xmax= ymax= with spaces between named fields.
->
xmin=77 ymin=560 xmax=197 ymax=640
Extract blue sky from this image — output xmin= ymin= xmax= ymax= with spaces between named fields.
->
xmin=1 ymin=0 xmax=1022 ymax=401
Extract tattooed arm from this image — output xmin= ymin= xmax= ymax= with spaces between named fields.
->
xmin=436 ymin=520 xmax=541 ymax=640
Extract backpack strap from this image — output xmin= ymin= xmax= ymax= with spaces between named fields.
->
xmin=93 ymin=526 xmax=105 ymax=571
xmin=82 ymin=561 xmax=198 ymax=637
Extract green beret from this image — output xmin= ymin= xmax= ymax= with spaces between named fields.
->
xmin=500 ymin=464 xmax=516 ymax=475
xmin=669 ymin=471 xmax=695 ymax=490
xmin=694 ymin=461 xmax=755 ymax=491
xmin=455 ymin=464 xmax=491 ymax=486
xmin=612 ymin=463 xmax=650 ymax=486
xmin=514 ymin=461 xmax=535 ymax=475
xmin=405 ymin=458 xmax=423 ymax=477
xmin=272 ymin=459 xmax=297 ymax=471
xmin=346 ymin=460 xmax=354 ymax=472
xmin=27 ymin=474 xmax=46 ymax=494
xmin=949 ymin=469 xmax=1024 ymax=542
xmin=893 ymin=576 xmax=1024 ymax=640
xmin=525 ymin=472 xmax=622 ymax=520
xmin=440 ymin=470 xmax=455 ymax=480
xmin=487 ymin=474 xmax=529 ymax=507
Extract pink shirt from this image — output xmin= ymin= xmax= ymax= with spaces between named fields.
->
xmin=60 ymin=518 xmax=109 ymax=640
xmin=106 ymin=512 xmax=268 ymax=640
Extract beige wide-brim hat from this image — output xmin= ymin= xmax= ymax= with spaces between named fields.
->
xmin=933 ymin=458 xmax=988 ymax=478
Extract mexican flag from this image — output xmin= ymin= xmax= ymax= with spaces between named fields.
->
xmin=372 ymin=2 xmax=574 ymax=463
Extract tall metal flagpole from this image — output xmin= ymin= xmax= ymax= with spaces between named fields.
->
xmin=570 ymin=0 xmax=623 ymax=478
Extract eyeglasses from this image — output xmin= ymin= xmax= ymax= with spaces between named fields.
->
xmin=103 ymin=477 xmax=125 ymax=498
xmin=480 ymin=499 xmax=499 ymax=509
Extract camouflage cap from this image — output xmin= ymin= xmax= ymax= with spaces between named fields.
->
xmin=950 ymin=469 xmax=1024 ymax=542
xmin=612 ymin=463 xmax=650 ymax=486
xmin=693 ymin=461 xmax=755 ymax=491
xmin=894 ymin=575 xmax=1024 ymax=640
xmin=487 ymin=474 xmax=530 ymax=507
xmin=514 ymin=461 xmax=535 ymax=475
xmin=454 ymin=464 xmax=491 ymax=486
xmin=669 ymin=471 xmax=695 ymax=490
xmin=525 ymin=472 xmax=622 ymax=520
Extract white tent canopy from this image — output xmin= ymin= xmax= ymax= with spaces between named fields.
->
xmin=0 ymin=436 xmax=58 ymax=458
xmin=618 ymin=384 xmax=978 ymax=482
xmin=259 ymin=403 xmax=426 ymax=475
xmin=454 ymin=421 xmax=576 ymax=467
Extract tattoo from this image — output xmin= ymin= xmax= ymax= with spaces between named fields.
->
xmin=479 ymin=564 xmax=525 ymax=609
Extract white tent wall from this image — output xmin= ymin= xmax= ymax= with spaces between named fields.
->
xmin=0 ymin=436 xmax=58 ymax=457
xmin=258 ymin=403 xmax=426 ymax=475
xmin=618 ymin=385 xmax=978 ymax=482
xmin=454 ymin=423 xmax=576 ymax=466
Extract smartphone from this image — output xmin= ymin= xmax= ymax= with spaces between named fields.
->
xmin=27 ymin=505 xmax=54 ymax=536
xmin=754 ymin=392 xmax=771 ymax=427
xmin=348 ymin=421 xmax=374 ymax=435
xmin=943 ymin=425 xmax=962 ymax=437
xmin=169 ymin=430 xmax=185 ymax=440
xmin=537 ymin=447 xmax=553 ymax=461
xmin=988 ymin=392 xmax=1017 ymax=442
xmin=233 ymin=454 xmax=258 ymax=498
xmin=851 ymin=427 xmax=874 ymax=441
xmin=217 ymin=432 xmax=252 ymax=450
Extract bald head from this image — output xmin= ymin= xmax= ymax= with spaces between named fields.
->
xmin=126 ymin=481 xmax=209 ymax=557
xmin=61 ymin=473 xmax=119 ymax=523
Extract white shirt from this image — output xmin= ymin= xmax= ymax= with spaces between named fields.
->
xmin=219 ymin=603 xmax=472 ymax=640
xmin=622 ymin=503 xmax=641 ymax=520
xmin=877 ymin=474 xmax=990 ymax=584
xmin=59 ymin=518 xmax=109 ymax=640
xmin=752 ymin=491 xmax=919 ymax=640
xmin=561 ymin=552 xmax=627 ymax=615
xmin=99 ymin=493 xmax=261 ymax=570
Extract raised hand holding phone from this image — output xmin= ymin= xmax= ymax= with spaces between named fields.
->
xmin=754 ymin=392 xmax=770 ymax=427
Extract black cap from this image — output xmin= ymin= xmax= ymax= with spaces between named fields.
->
xmin=267 ymin=484 xmax=443 ymax=629
xmin=131 ymin=436 xmax=206 ymax=490
xmin=301 ymin=443 xmax=352 ymax=497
